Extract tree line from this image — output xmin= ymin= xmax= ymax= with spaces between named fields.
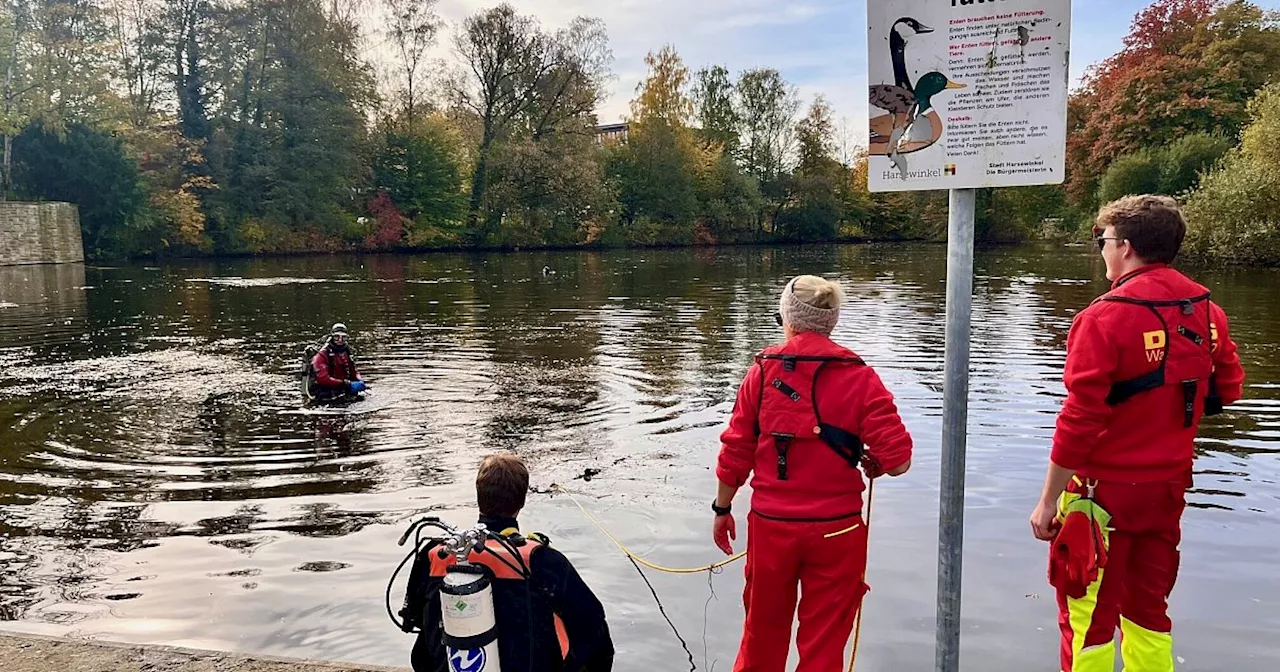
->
xmin=2 ymin=0 xmax=1278 ymax=264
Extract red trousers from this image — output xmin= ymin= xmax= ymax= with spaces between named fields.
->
xmin=1056 ymin=477 xmax=1188 ymax=672
xmin=733 ymin=512 xmax=869 ymax=672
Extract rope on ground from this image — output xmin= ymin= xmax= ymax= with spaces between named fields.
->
xmin=626 ymin=553 xmax=698 ymax=672
xmin=549 ymin=479 xmax=875 ymax=672
xmin=550 ymin=484 xmax=746 ymax=572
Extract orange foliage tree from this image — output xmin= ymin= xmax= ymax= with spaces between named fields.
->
xmin=1065 ymin=0 xmax=1280 ymax=204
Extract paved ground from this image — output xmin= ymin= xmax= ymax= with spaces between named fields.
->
xmin=0 ymin=633 xmax=410 ymax=672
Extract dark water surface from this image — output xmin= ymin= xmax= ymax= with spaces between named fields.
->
xmin=0 ymin=244 xmax=1277 ymax=671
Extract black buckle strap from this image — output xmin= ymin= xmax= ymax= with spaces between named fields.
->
xmin=1181 ymin=379 xmax=1198 ymax=428
xmin=772 ymin=433 xmax=793 ymax=480
xmin=1205 ymin=373 xmax=1223 ymax=416
xmin=1106 ymin=367 xmax=1164 ymax=405
xmin=444 ymin=625 xmax=498 ymax=650
xmin=771 ymin=378 xmax=802 ymax=402
xmin=1177 ymin=324 xmax=1204 ymax=345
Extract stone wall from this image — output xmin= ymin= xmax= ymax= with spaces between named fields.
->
xmin=0 ymin=202 xmax=84 ymax=265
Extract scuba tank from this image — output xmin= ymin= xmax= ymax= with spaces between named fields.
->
xmin=300 ymin=343 xmax=321 ymax=403
xmin=387 ymin=519 xmax=512 ymax=672
xmin=441 ymin=564 xmax=502 ymax=672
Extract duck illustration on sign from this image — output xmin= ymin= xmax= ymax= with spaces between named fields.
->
xmin=868 ymin=17 xmax=965 ymax=179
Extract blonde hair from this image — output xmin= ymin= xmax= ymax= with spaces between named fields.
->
xmin=790 ymin=275 xmax=844 ymax=310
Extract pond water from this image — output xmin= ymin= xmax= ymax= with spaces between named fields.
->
xmin=0 ymin=244 xmax=1277 ymax=671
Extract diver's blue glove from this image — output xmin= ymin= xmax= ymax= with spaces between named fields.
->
xmin=349 ymin=380 xmax=367 ymax=393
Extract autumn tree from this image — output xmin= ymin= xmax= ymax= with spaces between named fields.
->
xmin=107 ymin=0 xmax=164 ymax=128
xmin=611 ymin=45 xmax=699 ymax=229
xmin=1065 ymin=0 xmax=1280 ymax=203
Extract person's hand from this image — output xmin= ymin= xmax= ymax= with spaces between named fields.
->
xmin=861 ymin=454 xmax=884 ymax=479
xmin=349 ymin=380 xmax=367 ymax=393
xmin=713 ymin=514 xmax=737 ymax=555
xmin=1030 ymin=498 xmax=1061 ymax=542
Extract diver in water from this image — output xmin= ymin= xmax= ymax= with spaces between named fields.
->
xmin=399 ymin=453 xmax=614 ymax=672
xmin=306 ymin=323 xmax=366 ymax=401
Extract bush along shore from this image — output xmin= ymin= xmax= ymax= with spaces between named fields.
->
xmin=1 ymin=0 xmax=1278 ymax=265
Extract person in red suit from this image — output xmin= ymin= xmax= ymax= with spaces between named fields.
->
xmin=309 ymin=323 xmax=366 ymax=400
xmin=711 ymin=274 xmax=914 ymax=672
xmin=1028 ymin=195 xmax=1246 ymax=672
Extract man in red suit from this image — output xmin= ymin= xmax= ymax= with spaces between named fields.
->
xmin=1029 ymin=195 xmax=1246 ymax=672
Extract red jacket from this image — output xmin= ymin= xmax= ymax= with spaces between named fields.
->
xmin=716 ymin=332 xmax=913 ymax=520
xmin=1051 ymin=265 xmax=1245 ymax=482
xmin=312 ymin=347 xmax=360 ymax=390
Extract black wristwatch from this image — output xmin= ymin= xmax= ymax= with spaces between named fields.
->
xmin=711 ymin=501 xmax=731 ymax=516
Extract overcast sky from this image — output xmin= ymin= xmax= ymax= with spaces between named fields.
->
xmin=365 ymin=0 xmax=1280 ymax=137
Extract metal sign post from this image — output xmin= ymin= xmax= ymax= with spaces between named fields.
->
xmin=936 ymin=188 xmax=974 ymax=671
xmin=864 ymin=0 xmax=1072 ymax=668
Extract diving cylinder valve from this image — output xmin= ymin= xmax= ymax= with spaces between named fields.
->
xmin=440 ymin=528 xmax=501 ymax=672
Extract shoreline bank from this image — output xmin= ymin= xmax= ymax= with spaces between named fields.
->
xmin=0 ymin=632 xmax=409 ymax=672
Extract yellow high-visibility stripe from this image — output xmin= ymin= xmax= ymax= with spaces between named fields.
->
xmin=1120 ymin=616 xmax=1174 ymax=672
xmin=1065 ymin=567 xmax=1116 ymax=672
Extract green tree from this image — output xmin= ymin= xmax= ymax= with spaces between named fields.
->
xmin=1183 ymin=82 xmax=1280 ymax=265
xmin=1156 ymin=132 xmax=1231 ymax=194
xmin=1097 ymin=149 xmax=1162 ymax=203
xmin=1097 ymin=132 xmax=1231 ymax=203
xmin=372 ymin=112 xmax=465 ymax=231
xmin=11 ymin=121 xmax=145 ymax=257
xmin=735 ymin=67 xmax=798 ymax=186
xmin=451 ymin=4 xmax=608 ymax=243
xmin=485 ymin=133 xmax=616 ymax=247
xmin=795 ymin=94 xmax=836 ymax=176
xmin=206 ymin=0 xmax=374 ymax=251
xmin=692 ymin=64 xmax=737 ymax=153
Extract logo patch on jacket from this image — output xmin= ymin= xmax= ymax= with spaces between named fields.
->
xmin=1143 ymin=330 xmax=1166 ymax=362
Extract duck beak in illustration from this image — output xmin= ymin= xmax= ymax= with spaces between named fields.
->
xmin=946 ymin=80 xmax=967 ymax=90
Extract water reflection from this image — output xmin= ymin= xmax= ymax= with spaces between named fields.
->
xmin=0 ymin=245 xmax=1277 ymax=669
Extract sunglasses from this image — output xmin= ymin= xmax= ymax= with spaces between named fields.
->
xmin=1095 ymin=236 xmax=1123 ymax=252
xmin=773 ymin=311 xmax=783 ymax=327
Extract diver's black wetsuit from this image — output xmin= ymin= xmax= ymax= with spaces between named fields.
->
xmin=400 ymin=515 xmax=614 ymax=672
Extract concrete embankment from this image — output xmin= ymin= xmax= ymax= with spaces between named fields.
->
xmin=0 ymin=632 xmax=409 ymax=672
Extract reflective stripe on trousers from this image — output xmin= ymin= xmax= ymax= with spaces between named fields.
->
xmin=1056 ymin=479 xmax=1184 ymax=672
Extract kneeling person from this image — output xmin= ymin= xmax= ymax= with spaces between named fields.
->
xmin=400 ymin=454 xmax=614 ymax=672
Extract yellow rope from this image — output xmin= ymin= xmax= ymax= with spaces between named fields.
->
xmin=550 ymin=479 xmax=874 ymax=672
xmin=847 ymin=478 xmax=874 ymax=672
xmin=551 ymin=484 xmax=746 ymax=573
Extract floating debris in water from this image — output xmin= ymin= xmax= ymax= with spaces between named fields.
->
xmin=575 ymin=467 xmax=603 ymax=482
xmin=294 ymin=561 xmax=351 ymax=573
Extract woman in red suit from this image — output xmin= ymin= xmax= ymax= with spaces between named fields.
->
xmin=711 ymin=274 xmax=914 ymax=672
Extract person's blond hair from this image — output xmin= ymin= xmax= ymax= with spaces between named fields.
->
xmin=779 ymin=275 xmax=844 ymax=335
xmin=791 ymin=275 xmax=844 ymax=309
